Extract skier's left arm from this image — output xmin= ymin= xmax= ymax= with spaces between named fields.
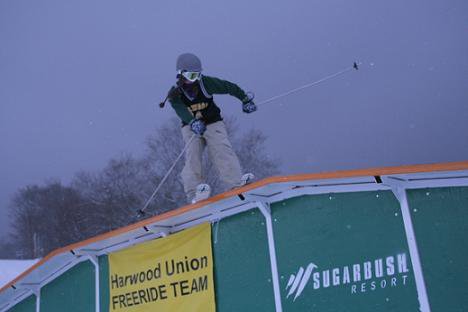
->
xmin=202 ymin=76 xmax=257 ymax=113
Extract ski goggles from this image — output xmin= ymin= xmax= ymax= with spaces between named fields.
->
xmin=178 ymin=70 xmax=201 ymax=82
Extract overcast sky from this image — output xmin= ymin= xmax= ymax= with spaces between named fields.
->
xmin=1 ymin=0 xmax=467 ymax=239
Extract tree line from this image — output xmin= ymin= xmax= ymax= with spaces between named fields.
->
xmin=1 ymin=118 xmax=280 ymax=259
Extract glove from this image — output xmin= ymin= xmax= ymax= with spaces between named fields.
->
xmin=189 ymin=119 xmax=206 ymax=135
xmin=242 ymin=100 xmax=257 ymax=113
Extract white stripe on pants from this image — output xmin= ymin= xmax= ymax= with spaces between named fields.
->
xmin=181 ymin=121 xmax=242 ymax=201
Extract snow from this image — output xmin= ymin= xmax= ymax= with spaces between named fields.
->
xmin=0 ymin=259 xmax=40 ymax=288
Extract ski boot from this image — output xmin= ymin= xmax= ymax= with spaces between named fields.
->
xmin=240 ymin=173 xmax=255 ymax=186
xmin=191 ymin=183 xmax=211 ymax=204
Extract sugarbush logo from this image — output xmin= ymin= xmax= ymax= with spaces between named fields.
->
xmin=285 ymin=253 xmax=410 ymax=301
xmin=286 ymin=263 xmax=318 ymax=301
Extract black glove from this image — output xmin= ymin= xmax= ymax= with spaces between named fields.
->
xmin=190 ymin=119 xmax=206 ymax=135
xmin=242 ymin=100 xmax=257 ymax=113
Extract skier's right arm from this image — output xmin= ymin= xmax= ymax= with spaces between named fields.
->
xmin=168 ymin=90 xmax=194 ymax=124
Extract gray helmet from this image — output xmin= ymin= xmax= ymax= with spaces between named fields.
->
xmin=176 ymin=53 xmax=202 ymax=72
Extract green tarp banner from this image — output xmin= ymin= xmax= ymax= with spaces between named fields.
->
xmin=13 ymin=187 xmax=468 ymax=311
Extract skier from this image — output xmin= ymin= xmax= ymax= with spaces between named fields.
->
xmin=167 ymin=53 xmax=257 ymax=203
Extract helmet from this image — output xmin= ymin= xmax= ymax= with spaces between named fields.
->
xmin=176 ymin=53 xmax=202 ymax=72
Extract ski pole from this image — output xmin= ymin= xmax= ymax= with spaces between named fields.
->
xmin=256 ymin=62 xmax=360 ymax=107
xmin=137 ymin=133 xmax=196 ymax=217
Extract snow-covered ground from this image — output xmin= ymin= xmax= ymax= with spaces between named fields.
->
xmin=0 ymin=259 xmax=40 ymax=288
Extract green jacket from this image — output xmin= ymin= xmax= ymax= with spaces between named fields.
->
xmin=169 ymin=75 xmax=248 ymax=125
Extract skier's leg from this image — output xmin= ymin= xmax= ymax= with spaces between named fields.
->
xmin=204 ymin=121 xmax=242 ymax=189
xmin=180 ymin=125 xmax=205 ymax=201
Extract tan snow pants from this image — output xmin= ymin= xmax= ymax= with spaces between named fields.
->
xmin=181 ymin=121 xmax=242 ymax=201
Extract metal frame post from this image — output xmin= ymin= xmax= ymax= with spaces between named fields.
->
xmin=384 ymin=180 xmax=431 ymax=312
xmin=86 ymin=255 xmax=100 ymax=312
xmin=257 ymin=201 xmax=283 ymax=312
xmin=34 ymin=289 xmax=40 ymax=312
